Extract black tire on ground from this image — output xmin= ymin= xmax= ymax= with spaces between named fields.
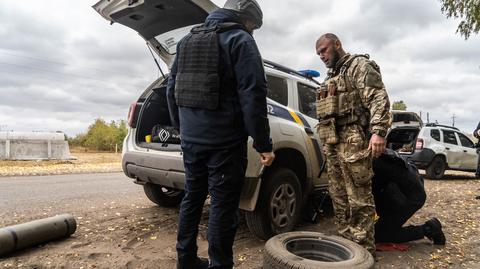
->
xmin=426 ymin=156 xmax=446 ymax=179
xmin=263 ymin=231 xmax=374 ymax=269
xmin=245 ymin=168 xmax=302 ymax=240
xmin=143 ymin=183 xmax=184 ymax=207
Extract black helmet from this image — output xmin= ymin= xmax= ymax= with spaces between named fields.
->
xmin=223 ymin=0 xmax=263 ymax=29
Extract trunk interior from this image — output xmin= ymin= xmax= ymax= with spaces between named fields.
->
xmin=136 ymin=80 xmax=181 ymax=150
xmin=386 ymin=127 xmax=420 ymax=154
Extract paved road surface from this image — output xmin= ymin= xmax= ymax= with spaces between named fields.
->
xmin=0 ymin=172 xmax=144 ymax=225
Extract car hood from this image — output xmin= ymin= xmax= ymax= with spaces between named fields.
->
xmin=92 ymin=0 xmax=218 ymax=67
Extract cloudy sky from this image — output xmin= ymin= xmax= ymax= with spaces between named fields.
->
xmin=0 ymin=0 xmax=479 ymax=136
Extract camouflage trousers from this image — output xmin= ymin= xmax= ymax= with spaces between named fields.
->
xmin=324 ymin=124 xmax=376 ymax=254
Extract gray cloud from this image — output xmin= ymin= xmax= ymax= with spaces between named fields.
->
xmin=0 ymin=0 xmax=479 ymax=136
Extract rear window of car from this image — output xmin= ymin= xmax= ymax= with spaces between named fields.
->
xmin=430 ymin=129 xmax=441 ymax=141
xmin=392 ymin=113 xmax=419 ymax=123
xmin=267 ymin=75 xmax=288 ymax=106
xmin=297 ymin=83 xmax=317 ymax=118
xmin=442 ymin=130 xmax=458 ymax=145
xmin=457 ymin=132 xmax=475 ymax=148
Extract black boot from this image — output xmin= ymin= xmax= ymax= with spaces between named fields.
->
xmin=423 ymin=218 xmax=446 ymax=245
xmin=177 ymin=257 xmax=209 ymax=269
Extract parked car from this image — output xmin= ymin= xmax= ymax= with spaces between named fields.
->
xmin=93 ymin=0 xmax=427 ymax=239
xmin=402 ymin=123 xmax=478 ymax=179
xmin=94 ymin=0 xmax=327 ymax=240
xmin=386 ymin=111 xmax=478 ymax=179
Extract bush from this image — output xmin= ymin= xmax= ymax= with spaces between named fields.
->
xmin=69 ymin=118 xmax=127 ymax=152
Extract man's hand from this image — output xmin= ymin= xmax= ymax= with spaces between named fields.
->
xmin=260 ymin=152 xmax=275 ymax=166
xmin=368 ymin=134 xmax=386 ymax=158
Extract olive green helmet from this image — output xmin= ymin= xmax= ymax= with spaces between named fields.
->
xmin=223 ymin=0 xmax=263 ymax=29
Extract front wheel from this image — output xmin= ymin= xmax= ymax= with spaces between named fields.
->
xmin=143 ymin=183 xmax=184 ymax=207
xmin=426 ymin=156 xmax=446 ymax=179
xmin=245 ymin=168 xmax=302 ymax=240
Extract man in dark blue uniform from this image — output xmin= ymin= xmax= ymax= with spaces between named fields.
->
xmin=373 ymin=150 xmax=445 ymax=245
xmin=166 ymin=1 xmax=274 ymax=268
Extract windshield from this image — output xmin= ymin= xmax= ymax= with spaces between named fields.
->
xmin=154 ymin=24 xmax=199 ymax=55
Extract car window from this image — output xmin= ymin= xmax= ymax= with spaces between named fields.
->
xmin=297 ymin=83 xmax=317 ymax=118
xmin=392 ymin=113 xmax=419 ymax=123
xmin=266 ymin=75 xmax=288 ymax=106
xmin=430 ymin=129 xmax=441 ymax=141
xmin=442 ymin=130 xmax=458 ymax=145
xmin=457 ymin=132 xmax=475 ymax=148
xmin=155 ymin=25 xmax=197 ymax=55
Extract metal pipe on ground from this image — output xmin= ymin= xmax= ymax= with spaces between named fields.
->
xmin=0 ymin=214 xmax=77 ymax=256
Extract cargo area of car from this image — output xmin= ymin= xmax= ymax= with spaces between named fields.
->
xmin=136 ymin=82 xmax=182 ymax=150
xmin=386 ymin=127 xmax=420 ymax=154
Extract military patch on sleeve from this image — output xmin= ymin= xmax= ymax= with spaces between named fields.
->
xmin=365 ymin=63 xmax=384 ymax=89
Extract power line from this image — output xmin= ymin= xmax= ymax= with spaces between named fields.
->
xmin=0 ymin=61 xmax=151 ymax=86
xmin=0 ymin=49 xmax=146 ymax=78
xmin=0 ymin=66 xmax=148 ymax=91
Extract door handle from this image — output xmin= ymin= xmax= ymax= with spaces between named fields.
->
xmin=445 ymin=147 xmax=450 ymax=150
xmin=463 ymin=150 xmax=467 ymax=153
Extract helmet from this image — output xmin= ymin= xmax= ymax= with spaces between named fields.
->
xmin=223 ymin=0 xmax=263 ymax=29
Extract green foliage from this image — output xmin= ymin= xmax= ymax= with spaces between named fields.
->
xmin=69 ymin=118 xmax=127 ymax=152
xmin=392 ymin=100 xmax=407 ymax=111
xmin=440 ymin=0 xmax=480 ymax=39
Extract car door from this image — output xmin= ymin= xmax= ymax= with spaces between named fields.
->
xmin=441 ymin=129 xmax=463 ymax=169
xmin=456 ymin=132 xmax=478 ymax=170
xmin=93 ymin=0 xmax=218 ymax=67
xmin=296 ymin=82 xmax=328 ymax=185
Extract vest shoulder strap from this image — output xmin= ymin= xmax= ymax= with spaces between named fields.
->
xmin=339 ymin=54 xmax=370 ymax=75
xmin=190 ymin=22 xmax=247 ymax=35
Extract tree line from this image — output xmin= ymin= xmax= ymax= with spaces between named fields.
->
xmin=68 ymin=118 xmax=127 ymax=152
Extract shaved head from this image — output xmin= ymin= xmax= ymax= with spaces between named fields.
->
xmin=317 ymin=33 xmax=340 ymax=44
xmin=315 ymin=33 xmax=346 ymax=68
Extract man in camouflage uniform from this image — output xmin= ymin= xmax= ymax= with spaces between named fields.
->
xmin=315 ymin=33 xmax=391 ymax=254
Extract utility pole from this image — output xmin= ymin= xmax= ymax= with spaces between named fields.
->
xmin=427 ymin=113 xmax=430 ymax=124
xmin=452 ymin=114 xmax=456 ymax=127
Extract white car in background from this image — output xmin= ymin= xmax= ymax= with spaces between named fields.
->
xmin=404 ymin=123 xmax=478 ymax=179
xmin=386 ymin=112 xmax=478 ymax=179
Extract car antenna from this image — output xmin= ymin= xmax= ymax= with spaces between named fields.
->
xmin=146 ymin=42 xmax=165 ymax=79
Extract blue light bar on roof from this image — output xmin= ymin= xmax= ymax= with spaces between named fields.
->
xmin=298 ymin=69 xmax=320 ymax=78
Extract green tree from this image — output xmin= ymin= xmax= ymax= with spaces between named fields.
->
xmin=69 ymin=118 xmax=128 ymax=151
xmin=440 ymin=0 xmax=480 ymax=39
xmin=392 ymin=100 xmax=407 ymax=111
xmin=84 ymin=118 xmax=118 ymax=151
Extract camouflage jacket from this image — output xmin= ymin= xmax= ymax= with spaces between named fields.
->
xmin=326 ymin=53 xmax=391 ymax=136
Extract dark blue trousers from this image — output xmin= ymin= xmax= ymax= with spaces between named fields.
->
xmin=476 ymin=147 xmax=480 ymax=177
xmin=176 ymin=141 xmax=247 ymax=269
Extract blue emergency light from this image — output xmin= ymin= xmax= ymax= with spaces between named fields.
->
xmin=298 ymin=69 xmax=320 ymax=78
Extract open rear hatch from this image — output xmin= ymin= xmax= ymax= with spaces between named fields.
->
xmin=93 ymin=0 xmax=220 ymax=150
xmin=386 ymin=126 xmax=421 ymax=154
xmin=386 ymin=111 xmax=423 ymax=155
xmin=93 ymin=0 xmax=218 ymax=67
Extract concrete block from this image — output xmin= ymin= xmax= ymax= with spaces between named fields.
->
xmin=0 ymin=131 xmax=72 ymax=160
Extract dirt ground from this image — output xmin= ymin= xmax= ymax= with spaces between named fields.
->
xmin=1 ymin=155 xmax=479 ymax=269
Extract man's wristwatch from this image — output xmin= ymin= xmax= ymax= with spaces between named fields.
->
xmin=371 ymin=129 xmax=387 ymax=137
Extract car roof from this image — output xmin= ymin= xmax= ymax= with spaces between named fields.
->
xmin=264 ymin=60 xmax=321 ymax=87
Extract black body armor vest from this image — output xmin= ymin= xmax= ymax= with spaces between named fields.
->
xmin=175 ymin=22 xmax=246 ymax=110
